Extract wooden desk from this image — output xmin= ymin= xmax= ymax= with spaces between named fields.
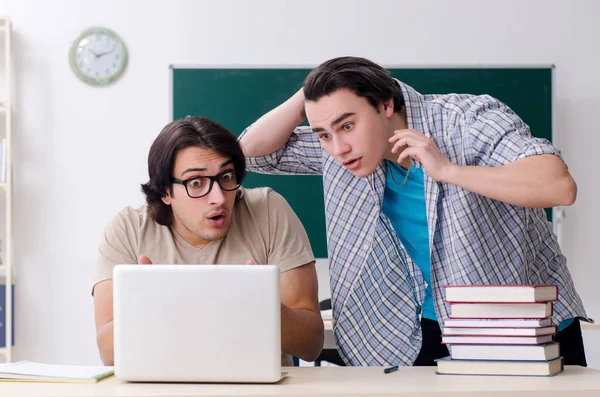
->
xmin=582 ymin=321 xmax=600 ymax=331
xmin=0 ymin=366 xmax=599 ymax=397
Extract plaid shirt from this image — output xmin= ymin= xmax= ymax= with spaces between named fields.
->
xmin=241 ymin=81 xmax=588 ymax=366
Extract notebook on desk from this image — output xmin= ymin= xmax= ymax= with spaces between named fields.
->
xmin=0 ymin=361 xmax=113 ymax=383
xmin=113 ymin=264 xmax=284 ymax=383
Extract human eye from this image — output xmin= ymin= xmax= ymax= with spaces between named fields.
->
xmin=220 ymin=171 xmax=235 ymax=181
xmin=317 ymin=133 xmax=331 ymax=141
xmin=342 ymin=122 xmax=353 ymax=131
xmin=188 ymin=177 xmax=206 ymax=188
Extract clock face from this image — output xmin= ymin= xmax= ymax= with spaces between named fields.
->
xmin=69 ymin=28 xmax=127 ymax=86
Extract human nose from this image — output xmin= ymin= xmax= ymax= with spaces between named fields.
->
xmin=206 ymin=179 xmax=227 ymax=205
xmin=332 ymin=136 xmax=351 ymax=157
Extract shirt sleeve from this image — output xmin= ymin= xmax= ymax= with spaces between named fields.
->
xmin=239 ymin=125 xmax=324 ymax=175
xmin=265 ymin=190 xmax=316 ymax=272
xmin=92 ymin=210 xmax=139 ymax=293
xmin=464 ymin=95 xmax=564 ymax=167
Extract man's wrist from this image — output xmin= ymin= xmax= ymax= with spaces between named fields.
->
xmin=440 ymin=163 xmax=461 ymax=184
xmin=291 ymin=89 xmax=306 ymax=122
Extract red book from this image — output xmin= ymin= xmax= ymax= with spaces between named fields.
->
xmin=442 ymin=325 xmax=556 ymax=336
xmin=442 ymin=334 xmax=554 ymax=345
xmin=443 ymin=318 xmax=552 ymax=328
xmin=449 ymin=302 xmax=553 ymax=319
xmin=444 ymin=284 xmax=558 ymax=303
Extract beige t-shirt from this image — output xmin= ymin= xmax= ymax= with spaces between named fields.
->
xmin=94 ymin=187 xmax=315 ymax=366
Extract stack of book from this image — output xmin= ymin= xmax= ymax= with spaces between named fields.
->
xmin=436 ymin=285 xmax=564 ymax=377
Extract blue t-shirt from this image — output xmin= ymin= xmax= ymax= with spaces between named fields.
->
xmin=382 ymin=161 xmax=436 ymax=320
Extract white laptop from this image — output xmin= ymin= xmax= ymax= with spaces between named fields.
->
xmin=113 ymin=264 xmax=282 ymax=383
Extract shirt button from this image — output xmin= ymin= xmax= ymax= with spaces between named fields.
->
xmin=344 ymin=282 xmax=351 ymax=288
xmin=363 ymin=245 xmax=369 ymax=250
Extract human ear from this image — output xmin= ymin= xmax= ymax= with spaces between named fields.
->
xmin=382 ymin=98 xmax=395 ymax=117
xmin=161 ymin=191 xmax=172 ymax=206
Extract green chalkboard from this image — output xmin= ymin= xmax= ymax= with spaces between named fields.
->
xmin=172 ymin=67 xmax=552 ymax=257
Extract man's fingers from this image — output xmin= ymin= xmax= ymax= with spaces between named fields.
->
xmin=246 ymin=259 xmax=255 ymax=265
xmin=391 ymin=138 xmax=409 ymax=154
xmin=138 ymin=255 xmax=153 ymax=265
xmin=390 ymin=129 xmax=428 ymax=143
xmin=397 ymin=147 xmax=420 ymax=165
xmin=390 ymin=136 xmax=424 ymax=153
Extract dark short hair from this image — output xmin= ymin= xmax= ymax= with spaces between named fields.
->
xmin=141 ymin=116 xmax=246 ymax=226
xmin=303 ymin=56 xmax=405 ymax=113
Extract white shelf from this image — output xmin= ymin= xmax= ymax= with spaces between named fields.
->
xmin=1 ymin=15 xmax=12 ymax=364
xmin=0 ymin=265 xmax=16 ymax=280
xmin=0 ymin=264 xmax=11 ymax=275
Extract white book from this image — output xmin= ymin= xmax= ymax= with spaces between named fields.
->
xmin=0 ymin=361 xmax=114 ymax=383
xmin=450 ymin=342 xmax=560 ymax=361
xmin=444 ymin=285 xmax=558 ymax=303
xmin=444 ymin=318 xmax=552 ymax=328
xmin=442 ymin=325 xmax=556 ymax=336
xmin=436 ymin=356 xmax=563 ymax=377
xmin=449 ymin=302 xmax=553 ymax=319
xmin=442 ymin=334 xmax=553 ymax=345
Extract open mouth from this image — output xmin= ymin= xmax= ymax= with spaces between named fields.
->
xmin=342 ymin=157 xmax=362 ymax=170
xmin=207 ymin=211 xmax=226 ymax=227
xmin=209 ymin=214 xmax=224 ymax=221
xmin=207 ymin=212 xmax=226 ymax=228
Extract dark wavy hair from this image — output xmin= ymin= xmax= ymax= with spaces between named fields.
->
xmin=303 ymin=56 xmax=405 ymax=113
xmin=141 ymin=116 xmax=246 ymax=226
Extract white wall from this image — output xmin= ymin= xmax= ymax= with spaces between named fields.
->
xmin=3 ymin=0 xmax=599 ymax=366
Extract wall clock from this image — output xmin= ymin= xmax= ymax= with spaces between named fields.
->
xmin=69 ymin=27 xmax=127 ymax=86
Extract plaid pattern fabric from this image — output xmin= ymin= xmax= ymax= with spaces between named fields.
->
xmin=241 ymin=82 xmax=588 ymax=366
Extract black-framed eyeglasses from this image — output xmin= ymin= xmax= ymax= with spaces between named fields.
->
xmin=172 ymin=170 xmax=241 ymax=198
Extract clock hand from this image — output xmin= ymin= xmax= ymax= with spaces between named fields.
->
xmin=88 ymin=48 xmax=99 ymax=57
xmin=96 ymin=48 xmax=116 ymax=58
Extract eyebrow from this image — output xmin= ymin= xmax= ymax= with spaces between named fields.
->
xmin=181 ymin=159 xmax=234 ymax=176
xmin=312 ymin=112 xmax=356 ymax=133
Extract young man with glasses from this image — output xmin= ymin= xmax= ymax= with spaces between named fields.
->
xmin=92 ymin=116 xmax=324 ymax=366
xmin=239 ymin=56 xmax=589 ymax=367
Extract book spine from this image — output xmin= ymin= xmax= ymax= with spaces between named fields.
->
xmin=0 ymin=284 xmax=15 ymax=348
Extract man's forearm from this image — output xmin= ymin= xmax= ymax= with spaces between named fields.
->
xmin=443 ymin=155 xmax=577 ymax=208
xmin=281 ymin=304 xmax=324 ymax=362
xmin=239 ymin=89 xmax=305 ymax=157
xmin=97 ymin=321 xmax=115 ymax=366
